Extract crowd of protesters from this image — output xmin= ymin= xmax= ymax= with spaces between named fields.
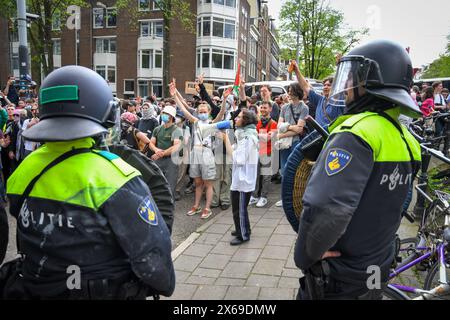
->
xmin=0 ymin=76 xmax=40 ymax=203
xmin=3 ymin=66 xmax=448 ymax=246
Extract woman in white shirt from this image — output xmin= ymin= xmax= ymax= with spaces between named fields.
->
xmin=221 ymin=109 xmax=259 ymax=246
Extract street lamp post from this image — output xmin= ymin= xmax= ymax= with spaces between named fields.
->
xmin=16 ymin=0 xmax=29 ymax=80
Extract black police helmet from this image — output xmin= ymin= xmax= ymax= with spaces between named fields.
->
xmin=23 ymin=65 xmax=119 ymax=142
xmin=331 ymin=40 xmax=421 ymax=118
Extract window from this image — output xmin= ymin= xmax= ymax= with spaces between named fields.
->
xmin=154 ymin=21 xmax=163 ymax=37
xmin=212 ymin=17 xmax=224 ymax=37
xmin=212 ymin=49 xmax=222 ymax=68
xmin=213 ymin=0 xmax=224 ymax=5
xmin=225 ymin=0 xmax=236 ymax=7
xmin=93 ymin=8 xmax=104 ymax=28
xmin=140 ymin=21 xmax=164 ymax=38
xmin=152 ymin=81 xmax=162 ymax=97
xmin=107 ymin=66 xmax=116 ymax=83
xmin=199 ymin=16 xmax=235 ymax=39
xmin=52 ymin=12 xmax=61 ymax=31
xmin=223 ymin=50 xmax=234 ymax=70
xmin=141 ymin=50 xmax=151 ymax=69
xmin=53 ymin=39 xmax=61 ymax=55
xmin=153 ymin=0 xmax=162 ymax=10
xmin=96 ymin=65 xmax=106 ymax=79
xmin=202 ymin=17 xmax=211 ymax=36
xmin=155 ymin=50 xmax=162 ymax=68
xmin=106 ymin=8 xmax=117 ymax=28
xmin=140 ymin=50 xmax=163 ymax=69
xmin=139 ymin=0 xmax=150 ymax=11
xmin=139 ymin=80 xmax=149 ymax=97
xmin=140 ymin=22 xmax=150 ymax=37
xmin=124 ymin=79 xmax=135 ymax=93
xmin=224 ymin=19 xmax=235 ymax=39
xmin=95 ymin=38 xmax=116 ymax=53
xmin=96 ymin=66 xmax=116 ymax=83
xmin=12 ymin=54 xmax=19 ymax=70
xmin=202 ymin=48 xmax=210 ymax=68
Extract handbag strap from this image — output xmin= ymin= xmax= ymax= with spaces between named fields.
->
xmin=18 ymin=148 xmax=93 ymax=208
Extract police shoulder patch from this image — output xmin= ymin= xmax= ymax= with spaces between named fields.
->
xmin=325 ymin=148 xmax=353 ymax=176
xmin=137 ymin=196 xmax=159 ymax=226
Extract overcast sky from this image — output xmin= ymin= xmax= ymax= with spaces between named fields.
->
xmin=267 ymin=0 xmax=450 ymax=68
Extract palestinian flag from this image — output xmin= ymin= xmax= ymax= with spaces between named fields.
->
xmin=232 ymin=63 xmax=241 ymax=96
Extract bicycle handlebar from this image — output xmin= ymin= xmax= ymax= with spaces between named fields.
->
xmin=420 ymin=144 xmax=450 ymax=165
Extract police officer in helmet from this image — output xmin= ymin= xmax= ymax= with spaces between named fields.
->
xmin=294 ymin=40 xmax=422 ymax=300
xmin=5 ymin=65 xmax=175 ymax=299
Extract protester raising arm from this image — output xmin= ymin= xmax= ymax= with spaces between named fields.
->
xmin=212 ymin=88 xmax=230 ymax=124
xmin=197 ymin=74 xmax=221 ymax=118
xmin=291 ymin=60 xmax=310 ymax=97
xmin=170 ymin=81 xmax=198 ymax=124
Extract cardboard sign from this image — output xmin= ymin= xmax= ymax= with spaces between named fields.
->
xmin=185 ymin=81 xmax=214 ymax=96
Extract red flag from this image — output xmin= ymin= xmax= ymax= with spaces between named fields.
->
xmin=233 ymin=63 xmax=241 ymax=96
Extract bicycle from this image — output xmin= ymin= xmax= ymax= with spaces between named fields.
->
xmin=383 ymin=144 xmax=450 ymax=300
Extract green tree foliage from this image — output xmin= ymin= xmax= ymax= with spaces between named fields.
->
xmin=279 ymin=0 xmax=368 ymax=80
xmin=422 ymin=35 xmax=450 ymax=79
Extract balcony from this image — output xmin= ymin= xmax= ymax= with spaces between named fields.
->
xmin=198 ymin=3 xmax=238 ymax=19
xmin=93 ymin=53 xmax=116 ymax=66
xmin=196 ymin=37 xmax=238 ymax=51
xmin=138 ymin=36 xmax=163 ymax=51
xmin=196 ymin=67 xmax=236 ymax=82
xmin=137 ymin=68 xmax=163 ymax=79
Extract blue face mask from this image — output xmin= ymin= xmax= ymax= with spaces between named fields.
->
xmin=161 ymin=114 xmax=170 ymax=123
xmin=198 ymin=113 xmax=209 ymax=121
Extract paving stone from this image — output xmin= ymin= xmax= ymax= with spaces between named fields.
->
xmin=278 ymin=277 xmax=300 ymax=289
xmin=258 ymin=287 xmax=294 ymax=300
xmin=215 ymin=216 xmax=234 ymax=225
xmin=221 ymin=262 xmax=254 ymax=279
xmin=175 ymin=270 xmax=191 ymax=283
xmin=274 ymin=224 xmax=296 ymax=235
xmin=205 ymin=223 xmax=232 ymax=235
xmin=252 ymin=259 xmax=284 ymax=276
xmin=166 ymin=284 xmax=198 ymax=300
xmin=199 ymin=253 xmax=231 ymax=270
xmin=197 ymin=233 xmax=225 ymax=245
xmin=282 ymin=268 xmax=302 ymax=278
xmin=192 ymin=268 xmax=222 ymax=278
xmin=174 ymin=255 xmax=203 ymax=272
xmin=279 ymin=218 xmax=291 ymax=225
xmin=231 ymin=248 xmax=262 ymax=263
xmin=192 ymin=285 xmax=228 ymax=300
xmin=255 ymin=219 xmax=282 ymax=228
xmin=240 ymin=236 xmax=269 ymax=249
xmin=224 ymin=286 xmax=260 ymax=300
xmin=285 ymin=254 xmax=297 ymax=269
xmin=184 ymin=275 xmax=216 ymax=285
xmin=183 ymin=243 xmax=214 ymax=258
xmin=215 ymin=278 xmax=247 ymax=286
xmin=268 ymin=234 xmax=297 ymax=247
xmin=252 ymin=226 xmax=276 ymax=237
xmin=210 ymin=241 xmax=240 ymax=256
xmin=246 ymin=274 xmax=280 ymax=288
xmin=260 ymin=245 xmax=291 ymax=260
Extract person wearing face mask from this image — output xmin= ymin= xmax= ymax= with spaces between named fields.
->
xmin=137 ymin=103 xmax=159 ymax=142
xmin=170 ymin=80 xmax=227 ymax=220
xmin=148 ymin=106 xmax=183 ymax=196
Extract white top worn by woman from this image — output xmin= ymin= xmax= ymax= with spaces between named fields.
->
xmin=230 ymin=133 xmax=259 ymax=193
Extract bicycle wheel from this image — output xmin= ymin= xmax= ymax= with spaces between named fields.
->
xmin=396 ymin=237 xmax=420 ymax=267
xmin=423 ymin=260 xmax=450 ymax=300
xmin=381 ymin=285 xmax=409 ymax=300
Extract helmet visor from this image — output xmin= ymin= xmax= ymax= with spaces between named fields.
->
xmin=330 ymin=56 xmax=379 ymax=104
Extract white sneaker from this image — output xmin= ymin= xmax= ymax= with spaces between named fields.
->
xmin=249 ymin=196 xmax=259 ymax=206
xmin=256 ymin=197 xmax=268 ymax=208
xmin=275 ymin=200 xmax=283 ymax=207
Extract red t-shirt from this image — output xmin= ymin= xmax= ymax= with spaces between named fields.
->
xmin=257 ymin=119 xmax=278 ymax=156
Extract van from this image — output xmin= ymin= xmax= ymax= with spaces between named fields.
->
xmin=218 ymin=80 xmax=324 ymax=100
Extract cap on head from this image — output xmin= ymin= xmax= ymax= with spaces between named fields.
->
xmin=162 ymin=105 xmax=177 ymax=119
